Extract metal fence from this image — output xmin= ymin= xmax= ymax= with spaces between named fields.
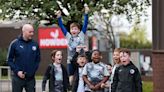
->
xmin=0 ymin=66 xmax=44 ymax=92
xmin=0 ymin=66 xmax=11 ymax=92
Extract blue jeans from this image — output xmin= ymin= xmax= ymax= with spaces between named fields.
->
xmin=12 ymin=75 xmax=35 ymax=92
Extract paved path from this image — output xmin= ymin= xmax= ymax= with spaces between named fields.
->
xmin=0 ymin=80 xmax=47 ymax=92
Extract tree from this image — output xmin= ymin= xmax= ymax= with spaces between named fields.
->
xmin=0 ymin=0 xmax=151 ymax=49
xmin=0 ymin=0 xmax=151 ymax=25
xmin=89 ymin=10 xmax=116 ymax=49
xmin=119 ymin=25 xmax=152 ymax=49
xmin=0 ymin=48 xmax=8 ymax=66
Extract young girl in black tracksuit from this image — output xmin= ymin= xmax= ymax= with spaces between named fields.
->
xmin=42 ymin=50 xmax=69 ymax=92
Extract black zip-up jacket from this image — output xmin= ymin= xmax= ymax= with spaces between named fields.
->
xmin=42 ymin=63 xmax=69 ymax=92
xmin=111 ymin=61 xmax=142 ymax=92
xmin=71 ymin=51 xmax=91 ymax=92
xmin=7 ymin=36 xmax=40 ymax=79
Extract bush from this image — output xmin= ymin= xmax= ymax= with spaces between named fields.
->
xmin=0 ymin=48 xmax=8 ymax=66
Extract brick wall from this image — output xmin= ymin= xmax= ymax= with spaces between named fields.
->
xmin=152 ymin=51 xmax=164 ymax=92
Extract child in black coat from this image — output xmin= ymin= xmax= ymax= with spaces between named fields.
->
xmin=71 ymin=45 xmax=90 ymax=92
xmin=111 ymin=48 xmax=142 ymax=92
xmin=42 ymin=50 xmax=69 ymax=92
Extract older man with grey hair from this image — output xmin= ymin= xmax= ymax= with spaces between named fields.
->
xmin=7 ymin=24 xmax=40 ymax=92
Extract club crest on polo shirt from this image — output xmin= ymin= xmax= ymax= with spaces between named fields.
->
xmin=118 ymin=69 xmax=122 ymax=72
xmin=32 ymin=46 xmax=37 ymax=51
xmin=130 ymin=69 xmax=135 ymax=74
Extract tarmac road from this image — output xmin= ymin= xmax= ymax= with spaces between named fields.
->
xmin=0 ymin=80 xmax=46 ymax=92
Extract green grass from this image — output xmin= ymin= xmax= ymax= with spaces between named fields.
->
xmin=0 ymin=76 xmax=10 ymax=79
xmin=0 ymin=75 xmax=43 ymax=80
xmin=143 ymin=81 xmax=153 ymax=92
xmin=35 ymin=76 xmax=43 ymax=80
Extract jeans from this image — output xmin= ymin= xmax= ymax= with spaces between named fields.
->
xmin=12 ymin=75 xmax=35 ymax=92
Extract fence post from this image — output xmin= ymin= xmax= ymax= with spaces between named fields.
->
xmin=0 ymin=66 xmax=11 ymax=92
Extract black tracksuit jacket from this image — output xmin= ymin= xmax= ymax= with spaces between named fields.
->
xmin=111 ymin=61 xmax=142 ymax=92
xmin=42 ymin=63 xmax=69 ymax=92
xmin=71 ymin=51 xmax=91 ymax=92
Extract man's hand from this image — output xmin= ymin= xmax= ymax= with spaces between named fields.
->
xmin=17 ymin=71 xmax=25 ymax=79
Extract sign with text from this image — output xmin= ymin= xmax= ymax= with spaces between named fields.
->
xmin=38 ymin=27 xmax=67 ymax=48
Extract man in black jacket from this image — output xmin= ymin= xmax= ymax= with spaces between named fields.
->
xmin=111 ymin=48 xmax=142 ymax=92
xmin=7 ymin=24 xmax=40 ymax=92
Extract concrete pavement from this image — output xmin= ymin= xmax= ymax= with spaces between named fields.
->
xmin=0 ymin=80 xmax=47 ymax=92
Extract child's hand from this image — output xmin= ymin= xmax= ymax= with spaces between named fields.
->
xmin=94 ymin=84 xmax=101 ymax=90
xmin=84 ymin=3 xmax=90 ymax=14
xmin=83 ymin=45 xmax=88 ymax=52
xmin=101 ymin=83 xmax=106 ymax=88
xmin=88 ymin=84 xmax=95 ymax=90
xmin=76 ymin=46 xmax=81 ymax=53
xmin=55 ymin=10 xmax=62 ymax=18
xmin=101 ymin=83 xmax=110 ymax=88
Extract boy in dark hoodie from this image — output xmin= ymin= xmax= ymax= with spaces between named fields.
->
xmin=71 ymin=45 xmax=90 ymax=92
xmin=111 ymin=48 xmax=142 ymax=92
